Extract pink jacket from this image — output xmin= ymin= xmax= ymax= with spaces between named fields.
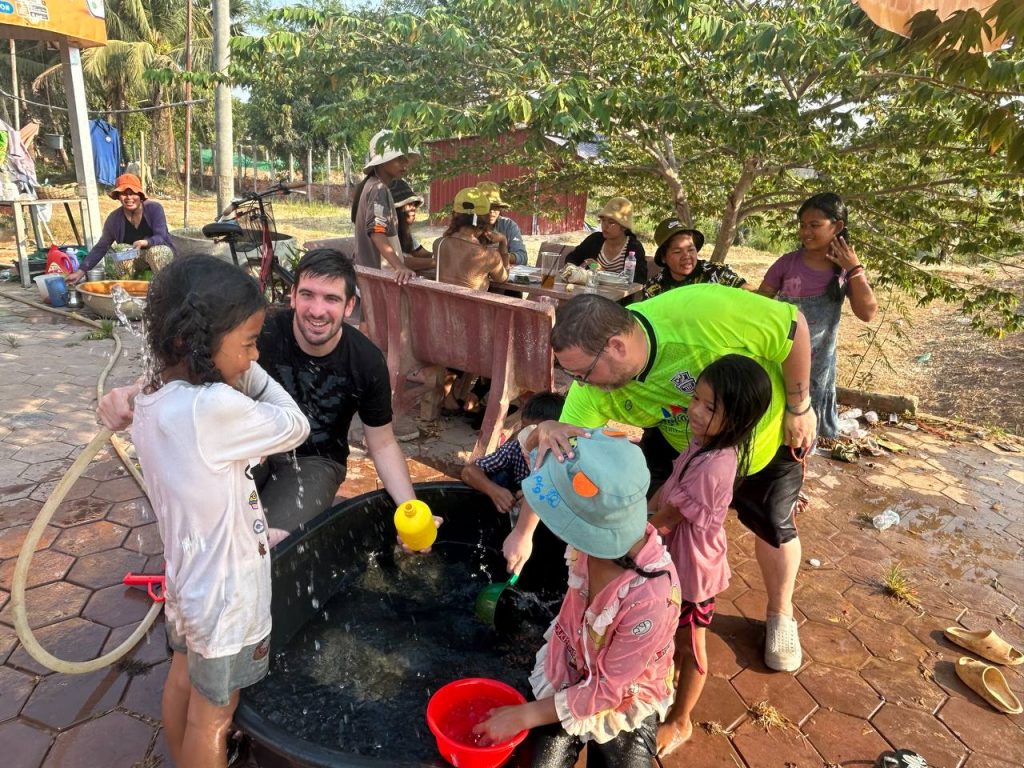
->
xmin=662 ymin=442 xmax=736 ymax=603
xmin=530 ymin=524 xmax=681 ymax=743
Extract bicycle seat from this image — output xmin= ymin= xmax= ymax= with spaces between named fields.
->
xmin=202 ymin=221 xmax=244 ymax=241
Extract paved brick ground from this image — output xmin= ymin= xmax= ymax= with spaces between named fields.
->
xmin=1 ymin=288 xmax=1022 ymax=767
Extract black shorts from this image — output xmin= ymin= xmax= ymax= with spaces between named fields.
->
xmin=640 ymin=429 xmax=802 ymax=548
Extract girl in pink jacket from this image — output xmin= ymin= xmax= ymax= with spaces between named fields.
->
xmin=475 ymin=428 xmax=681 ymax=767
xmin=650 ymin=355 xmax=773 ymax=756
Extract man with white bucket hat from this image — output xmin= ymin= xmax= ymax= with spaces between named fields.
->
xmin=351 ymin=130 xmax=420 ymax=285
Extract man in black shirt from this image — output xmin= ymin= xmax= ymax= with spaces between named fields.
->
xmin=97 ymin=249 xmax=418 ymax=534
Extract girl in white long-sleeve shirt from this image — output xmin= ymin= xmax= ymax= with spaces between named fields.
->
xmin=131 ymin=256 xmax=309 ymax=768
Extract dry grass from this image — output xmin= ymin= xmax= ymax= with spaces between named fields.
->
xmin=881 ymin=562 xmax=921 ymax=609
xmin=748 ymin=699 xmax=794 ymax=732
xmin=698 ymin=720 xmax=729 ymax=737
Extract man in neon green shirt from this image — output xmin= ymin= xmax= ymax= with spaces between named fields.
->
xmin=506 ymin=287 xmax=817 ymax=674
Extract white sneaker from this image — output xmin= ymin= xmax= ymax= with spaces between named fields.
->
xmin=765 ymin=613 xmax=802 ymax=672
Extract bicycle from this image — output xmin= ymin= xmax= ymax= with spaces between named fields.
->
xmin=202 ymin=180 xmax=306 ymax=304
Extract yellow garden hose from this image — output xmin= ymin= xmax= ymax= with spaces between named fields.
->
xmin=1 ymin=288 xmax=163 ymax=673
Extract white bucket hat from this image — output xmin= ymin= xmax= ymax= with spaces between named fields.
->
xmin=363 ymin=129 xmax=421 ymax=174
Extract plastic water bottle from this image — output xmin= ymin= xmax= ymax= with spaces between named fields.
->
xmin=584 ymin=268 xmax=598 ymax=294
xmin=623 ymin=250 xmax=637 ymax=283
xmin=872 ymin=509 xmax=900 ymax=530
xmin=394 ymin=499 xmax=437 ymax=551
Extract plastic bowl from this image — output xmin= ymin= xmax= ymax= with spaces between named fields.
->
xmin=76 ymin=280 xmax=149 ymax=320
xmin=426 ymin=678 xmax=528 ymax=768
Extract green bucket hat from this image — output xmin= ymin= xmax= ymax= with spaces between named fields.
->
xmin=522 ymin=428 xmax=650 ymax=559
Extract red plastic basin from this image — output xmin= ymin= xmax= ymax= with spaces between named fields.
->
xmin=426 ymin=678 xmax=528 ymax=768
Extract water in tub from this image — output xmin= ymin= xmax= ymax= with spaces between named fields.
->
xmin=245 ymin=531 xmax=558 ymax=759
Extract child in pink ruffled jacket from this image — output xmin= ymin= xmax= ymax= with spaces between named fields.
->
xmin=475 ymin=428 xmax=681 ymax=767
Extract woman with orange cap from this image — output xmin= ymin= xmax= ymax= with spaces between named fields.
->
xmin=68 ymin=173 xmax=175 ymax=284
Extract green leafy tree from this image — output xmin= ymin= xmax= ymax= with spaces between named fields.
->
xmin=233 ymin=0 xmax=1023 ymax=333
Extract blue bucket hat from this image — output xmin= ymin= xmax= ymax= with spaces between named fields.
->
xmin=522 ymin=428 xmax=650 ymax=559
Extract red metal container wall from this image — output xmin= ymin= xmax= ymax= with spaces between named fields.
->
xmin=427 ymin=132 xmax=587 ymax=236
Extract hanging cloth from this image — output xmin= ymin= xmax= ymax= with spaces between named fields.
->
xmin=89 ymin=119 xmax=122 ymax=186
xmin=0 ymin=118 xmax=38 ymax=195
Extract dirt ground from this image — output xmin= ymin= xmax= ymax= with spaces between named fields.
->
xmin=3 ymin=190 xmax=1022 ymax=434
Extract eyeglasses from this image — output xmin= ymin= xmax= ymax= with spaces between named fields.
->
xmin=557 ymin=344 xmax=606 ymax=385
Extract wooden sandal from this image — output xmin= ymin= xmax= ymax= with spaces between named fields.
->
xmin=944 ymin=627 xmax=1024 ymax=666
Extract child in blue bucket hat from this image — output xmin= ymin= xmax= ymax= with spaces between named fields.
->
xmin=475 ymin=428 xmax=681 ymax=766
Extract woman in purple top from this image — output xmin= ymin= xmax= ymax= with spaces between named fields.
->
xmin=757 ymin=193 xmax=877 ymax=437
xmin=68 ymin=173 xmax=175 ymax=284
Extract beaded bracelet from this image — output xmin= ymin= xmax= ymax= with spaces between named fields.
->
xmin=847 ymin=265 xmax=866 ymax=279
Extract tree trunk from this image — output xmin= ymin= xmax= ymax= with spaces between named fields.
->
xmin=213 ymin=0 xmax=234 ymax=211
xmin=710 ymin=155 xmax=761 ymax=263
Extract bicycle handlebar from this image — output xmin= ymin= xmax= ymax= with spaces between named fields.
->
xmin=218 ymin=180 xmax=309 ymax=219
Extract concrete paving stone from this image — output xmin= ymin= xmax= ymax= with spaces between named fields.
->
xmin=730 ymin=719 xmax=823 ymax=768
xmin=717 ymin=574 xmax=752 ymax=602
xmin=0 ymin=580 xmax=91 ymax=630
xmin=803 ymin=708 xmax=891 ymax=766
xmin=944 ymin=581 xmax=1018 ymax=618
xmin=730 ymin=557 xmax=766 ymax=590
xmin=850 ymin=615 xmax=932 ymax=664
xmin=122 ymin=523 xmax=164 ymax=557
xmin=41 ymin=709 xmax=153 ymax=768
xmin=81 ymin=583 xmax=156 ymax=628
xmin=0 ymin=481 xmax=34 ymax=504
xmin=5 ymin=616 xmax=111 ymax=677
xmin=712 ymin=610 xmax=765 ymax=672
xmin=0 ymin=719 xmax=54 ymax=768
xmin=799 ymin=567 xmax=855 ymax=595
xmin=9 ymin=442 xmax=76 ymax=466
xmin=843 ymin=583 xmax=923 ymax=625
xmin=0 ymin=665 xmax=36 ymax=722
xmin=5 ymin=427 xmax=67 ymax=448
xmin=16 ymin=459 xmax=72 ymax=483
xmin=962 ymin=755 xmax=1024 ymax=768
xmin=21 ymin=664 xmax=129 ymax=730
xmin=658 ymin=720 xmax=744 ymax=767
xmin=147 ymin=729 xmax=172 ymax=767
xmin=862 ymin=473 xmax=910 ymax=491
xmin=860 ymin=657 xmax=948 ymax=711
xmin=104 ymin=498 xmax=155 ymax=528
xmin=0 ymin=623 xmax=16 ymax=664
xmin=79 ymin=457 xmax=129 ymax=483
xmin=120 ymin=658 xmax=168 ymax=721
xmin=912 ymin=580 xmax=969 ymax=622
xmin=51 ymin=520 xmax=128 ymax=557
xmin=797 ymin=663 xmax=882 ymax=718
xmin=937 ymin=697 xmax=1024 ymax=763
xmin=89 ymin=476 xmax=145 ymax=503
xmin=47 ymin=495 xmax=111 ymax=528
xmin=903 ymin=615 xmax=963 ymax=656
xmin=66 ymin=549 xmax=148 ymax=590
xmin=0 ymin=588 xmax=6 ymax=612
xmin=800 ymin=620 xmax=870 ymax=671
xmin=793 ymin=581 xmax=860 ymax=626
xmin=870 ymin=703 xmax=966 ymax=768
xmin=691 ymin=673 xmax=749 ymax=730
xmin=102 ymin=615 xmax=169 ymax=668
xmin=0 ymin=549 xmax=74 ymax=590
xmin=704 ymin=623 xmax=750 ymax=680
xmin=730 ymin=666 xmax=818 ymax=725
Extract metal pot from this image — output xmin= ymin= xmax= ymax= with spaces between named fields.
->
xmin=67 ymin=288 xmax=82 ymax=309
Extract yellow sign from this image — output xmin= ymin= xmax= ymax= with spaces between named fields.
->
xmin=0 ymin=0 xmax=107 ymax=48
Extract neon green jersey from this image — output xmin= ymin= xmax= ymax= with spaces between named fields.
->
xmin=561 ymin=285 xmax=797 ymax=475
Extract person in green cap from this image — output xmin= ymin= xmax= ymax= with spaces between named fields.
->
xmin=478 ymin=181 xmax=528 ymax=266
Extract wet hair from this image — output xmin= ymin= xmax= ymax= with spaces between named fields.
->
xmin=798 ymin=192 xmax=848 ymax=302
xmin=551 ymin=294 xmax=635 ymax=356
xmin=294 ymin=248 xmax=357 ymax=302
xmin=143 ymin=255 xmax=266 ymax=391
xmin=522 ymin=392 xmax=565 ymax=424
xmin=613 ymin=553 xmax=671 ymax=581
xmin=680 ymin=354 xmax=773 ymax=482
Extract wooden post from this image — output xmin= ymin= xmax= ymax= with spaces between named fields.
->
xmin=9 ymin=40 xmax=19 ymax=130
xmin=288 ymin=152 xmax=295 ymax=182
xmin=305 ymin=146 xmax=313 ymax=201
xmin=325 ymin=147 xmax=331 ymax=205
xmin=140 ymin=130 xmax=148 ymax=189
xmin=59 ymin=43 xmax=100 ymax=244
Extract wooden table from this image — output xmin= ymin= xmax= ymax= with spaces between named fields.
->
xmin=492 ymin=277 xmax=644 ymax=304
xmin=3 ymin=197 xmax=95 ymax=288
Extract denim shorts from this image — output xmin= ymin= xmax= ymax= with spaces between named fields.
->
xmin=166 ymin=623 xmax=270 ymax=707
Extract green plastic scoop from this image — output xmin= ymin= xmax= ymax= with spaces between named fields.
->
xmin=474 ymin=572 xmax=519 ymax=626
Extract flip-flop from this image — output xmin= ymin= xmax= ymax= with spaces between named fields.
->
xmin=876 ymin=749 xmax=928 ymax=768
xmin=954 ymin=657 xmax=1024 ymax=714
xmin=944 ymin=626 xmax=1024 ymax=665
